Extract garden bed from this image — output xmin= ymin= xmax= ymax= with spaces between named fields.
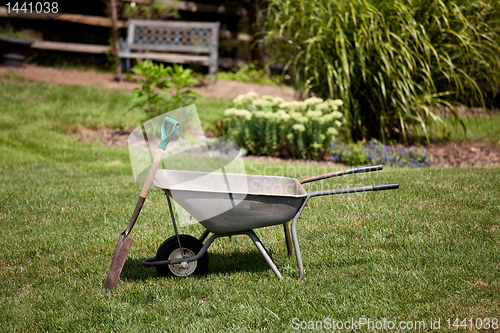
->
xmin=430 ymin=142 xmax=500 ymax=168
xmin=3 ymin=66 xmax=499 ymax=168
xmin=76 ymin=126 xmax=500 ymax=168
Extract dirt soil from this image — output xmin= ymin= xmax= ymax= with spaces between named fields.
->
xmin=3 ymin=64 xmax=500 ymax=168
xmin=429 ymin=142 xmax=500 ymax=168
xmin=0 ymin=64 xmax=297 ymax=101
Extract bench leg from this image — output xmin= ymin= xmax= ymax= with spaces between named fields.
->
xmin=126 ymin=58 xmax=131 ymax=74
xmin=119 ymin=58 xmax=131 ymax=83
xmin=208 ymin=62 xmax=217 ymax=88
xmin=118 ymin=59 xmax=124 ymax=83
xmin=208 ymin=72 xmax=213 ymax=87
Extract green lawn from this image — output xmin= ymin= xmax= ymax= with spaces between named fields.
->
xmin=0 ymin=75 xmax=499 ymax=332
xmin=418 ymin=115 xmax=500 ymax=145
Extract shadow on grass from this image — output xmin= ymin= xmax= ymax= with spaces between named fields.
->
xmin=120 ymin=249 xmax=279 ymax=281
xmin=208 ymin=250 xmax=275 ymax=275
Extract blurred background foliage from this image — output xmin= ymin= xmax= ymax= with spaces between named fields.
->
xmin=262 ymin=0 xmax=500 ymax=143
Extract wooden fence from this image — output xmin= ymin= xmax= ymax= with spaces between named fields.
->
xmin=0 ymin=1 xmax=252 ymax=67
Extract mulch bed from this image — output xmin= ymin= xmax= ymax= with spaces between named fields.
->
xmin=430 ymin=142 xmax=500 ymax=168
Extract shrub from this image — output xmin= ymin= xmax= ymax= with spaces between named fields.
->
xmin=127 ymin=60 xmax=200 ymax=122
xmin=331 ymin=140 xmax=429 ymax=167
xmin=262 ymin=0 xmax=500 ymax=142
xmin=218 ymin=64 xmax=283 ymax=86
xmin=121 ymin=0 xmax=178 ymax=19
xmin=224 ymin=92 xmax=343 ymax=159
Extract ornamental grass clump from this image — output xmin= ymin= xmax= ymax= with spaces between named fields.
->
xmin=224 ymin=92 xmax=344 ymax=159
xmin=263 ymin=0 xmax=500 ymax=143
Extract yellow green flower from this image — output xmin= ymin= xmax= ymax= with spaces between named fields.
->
xmin=293 ymin=124 xmax=306 ymax=132
xmin=326 ymin=127 xmax=338 ymax=136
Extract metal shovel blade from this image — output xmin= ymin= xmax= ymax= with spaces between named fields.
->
xmin=103 ymin=232 xmax=134 ymax=291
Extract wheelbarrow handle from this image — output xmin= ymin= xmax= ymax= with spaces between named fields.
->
xmin=299 ymin=165 xmax=383 ymax=184
xmin=308 ymin=182 xmax=399 ymax=198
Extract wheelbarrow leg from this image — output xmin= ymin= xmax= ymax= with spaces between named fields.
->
xmin=290 ymin=182 xmax=399 ymax=281
xmin=244 ymin=230 xmax=282 ymax=279
xmin=291 ymin=217 xmax=304 ymax=280
xmin=283 ymin=223 xmax=293 ymax=258
xmin=290 ymin=197 xmax=311 ymax=280
xmin=199 ymin=229 xmax=210 ymax=243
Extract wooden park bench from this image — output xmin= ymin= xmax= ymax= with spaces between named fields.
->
xmin=118 ymin=19 xmax=220 ymax=86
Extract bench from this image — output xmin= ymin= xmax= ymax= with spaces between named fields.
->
xmin=118 ymin=19 xmax=220 ymax=86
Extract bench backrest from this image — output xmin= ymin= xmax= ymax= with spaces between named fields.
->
xmin=127 ymin=19 xmax=220 ymax=54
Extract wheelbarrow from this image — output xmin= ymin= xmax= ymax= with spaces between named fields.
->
xmin=142 ymin=166 xmax=399 ymax=280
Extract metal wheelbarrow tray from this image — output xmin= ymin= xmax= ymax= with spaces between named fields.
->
xmin=142 ymin=165 xmax=399 ymax=279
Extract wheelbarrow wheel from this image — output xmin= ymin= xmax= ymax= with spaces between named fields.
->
xmin=156 ymin=234 xmax=209 ymax=277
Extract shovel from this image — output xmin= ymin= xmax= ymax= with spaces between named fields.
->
xmin=104 ymin=117 xmax=180 ymax=291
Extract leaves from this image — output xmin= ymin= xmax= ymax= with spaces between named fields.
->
xmin=262 ymin=0 xmax=500 ymax=143
xmin=126 ymin=60 xmax=200 ymax=122
xmin=224 ymin=92 xmax=344 ymax=159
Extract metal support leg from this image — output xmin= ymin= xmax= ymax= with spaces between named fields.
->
xmin=199 ymin=229 xmax=210 ymax=243
xmin=244 ymin=230 xmax=282 ymax=279
xmin=142 ymin=234 xmax=219 ymax=267
xmin=290 ymin=197 xmax=310 ymax=280
xmin=289 ymin=183 xmax=399 ymax=280
xmin=283 ymin=223 xmax=293 ymax=258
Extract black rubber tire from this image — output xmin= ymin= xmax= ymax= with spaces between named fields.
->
xmin=155 ymin=234 xmax=209 ymax=277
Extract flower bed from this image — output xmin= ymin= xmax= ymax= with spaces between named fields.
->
xmin=331 ymin=139 xmax=429 ymax=167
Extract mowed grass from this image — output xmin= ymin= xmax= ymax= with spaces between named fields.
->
xmin=418 ymin=115 xmax=500 ymax=145
xmin=0 ymin=75 xmax=499 ymax=332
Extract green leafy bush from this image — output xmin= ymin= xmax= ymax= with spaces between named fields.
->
xmin=127 ymin=60 xmax=200 ymax=122
xmin=121 ymin=0 xmax=178 ymax=19
xmin=224 ymin=92 xmax=343 ymax=159
xmin=218 ymin=64 xmax=283 ymax=86
xmin=263 ymin=0 xmax=500 ymax=142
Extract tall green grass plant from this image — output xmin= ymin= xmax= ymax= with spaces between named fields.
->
xmin=263 ymin=0 xmax=500 ymax=142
